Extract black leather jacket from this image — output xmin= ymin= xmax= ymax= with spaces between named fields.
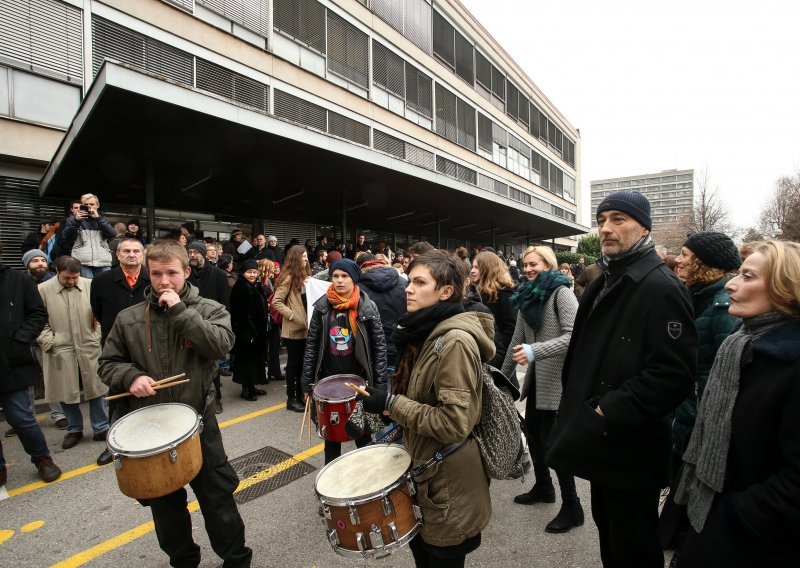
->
xmin=301 ymin=290 xmax=387 ymax=393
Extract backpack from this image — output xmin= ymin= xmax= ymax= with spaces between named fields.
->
xmin=267 ymin=289 xmax=283 ymax=325
xmin=433 ymin=334 xmax=531 ymax=480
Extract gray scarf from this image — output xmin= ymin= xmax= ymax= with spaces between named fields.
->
xmin=674 ymin=311 xmax=786 ymax=531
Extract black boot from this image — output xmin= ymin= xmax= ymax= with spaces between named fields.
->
xmin=514 ymin=483 xmax=556 ymax=505
xmin=241 ymin=388 xmax=257 ymax=402
xmin=545 ymin=499 xmax=584 ymax=533
xmin=286 ymin=398 xmax=305 ymax=412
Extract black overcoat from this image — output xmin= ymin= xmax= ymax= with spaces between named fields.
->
xmin=89 ymin=265 xmax=150 ymax=343
xmin=679 ymin=319 xmax=800 ymax=567
xmin=229 ymin=276 xmax=269 ymax=386
xmin=0 ymin=264 xmax=48 ymax=393
xmin=547 ymin=249 xmax=697 ymax=490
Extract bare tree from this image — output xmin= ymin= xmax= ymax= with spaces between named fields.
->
xmin=689 ymin=169 xmax=734 ymax=235
xmin=756 ymin=173 xmax=800 ymax=240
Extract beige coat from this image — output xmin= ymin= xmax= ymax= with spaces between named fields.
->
xmin=390 ymin=312 xmax=495 ymax=547
xmin=272 ymin=276 xmax=308 ymax=339
xmin=37 ymin=276 xmax=107 ymax=403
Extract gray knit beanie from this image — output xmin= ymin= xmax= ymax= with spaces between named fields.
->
xmin=22 ymin=249 xmax=48 ymax=266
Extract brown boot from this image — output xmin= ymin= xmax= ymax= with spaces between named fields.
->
xmin=35 ymin=457 xmax=62 ymax=483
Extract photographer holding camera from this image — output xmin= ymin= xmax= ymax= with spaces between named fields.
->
xmin=57 ymin=194 xmax=116 ymax=278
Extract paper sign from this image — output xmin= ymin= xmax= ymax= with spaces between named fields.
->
xmin=305 ymin=277 xmax=329 ymax=326
xmin=236 ymin=240 xmax=252 ymax=255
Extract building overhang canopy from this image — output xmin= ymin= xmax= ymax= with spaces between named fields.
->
xmin=40 ymin=62 xmax=587 ymax=241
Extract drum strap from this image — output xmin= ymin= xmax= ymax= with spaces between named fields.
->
xmin=408 ymin=440 xmax=466 ymax=479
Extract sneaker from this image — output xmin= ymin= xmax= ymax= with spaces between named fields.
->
xmin=62 ymin=432 xmax=84 ymax=449
xmin=0 ymin=465 xmax=6 ymax=487
xmin=55 ymin=418 xmax=69 ymax=430
xmin=4 ymin=427 xmax=16 ymax=438
xmin=35 ymin=457 xmax=62 ymax=483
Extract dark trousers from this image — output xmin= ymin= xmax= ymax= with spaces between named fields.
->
xmin=284 ymin=338 xmax=305 ymax=401
xmin=324 ymin=434 xmax=371 ymax=465
xmin=145 ymin=414 xmax=251 ymax=567
xmin=212 ymin=369 xmax=222 ymax=402
xmin=590 ymin=482 xmax=663 ymax=568
xmin=266 ymin=327 xmax=283 ymax=379
xmin=409 ymin=532 xmax=481 ymax=568
xmin=0 ymin=389 xmax=50 ymax=467
xmin=525 ymin=395 xmax=577 ymax=500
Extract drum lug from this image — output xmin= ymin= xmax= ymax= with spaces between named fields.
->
xmin=388 ymin=521 xmax=400 ymax=543
xmin=382 ymin=495 xmax=394 ymax=516
xmin=320 ymin=425 xmax=327 ymax=439
xmin=346 ymin=400 xmax=352 ymax=413
xmin=327 ymin=529 xmax=339 ymax=549
xmin=349 ymin=504 xmax=360 ymax=525
xmin=198 ymin=418 xmax=204 ymax=434
xmin=112 ymin=453 xmax=122 ymax=470
xmin=169 ymin=447 xmax=178 ymax=464
xmin=330 ymin=411 xmax=340 ymax=425
xmin=322 ymin=504 xmax=331 ymax=520
xmin=406 ymin=479 xmax=417 ymax=496
xmin=413 ymin=504 xmax=423 ymax=521
xmin=356 ymin=532 xmax=367 ymax=554
xmin=369 ymin=524 xmax=385 ymax=549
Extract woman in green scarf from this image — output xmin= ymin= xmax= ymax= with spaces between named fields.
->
xmin=501 ymin=245 xmax=582 ymax=533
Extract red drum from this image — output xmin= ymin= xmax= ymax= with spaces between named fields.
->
xmin=313 ymin=374 xmax=366 ymax=442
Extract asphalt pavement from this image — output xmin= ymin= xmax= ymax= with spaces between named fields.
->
xmin=0 ymin=363 xmax=661 ymax=567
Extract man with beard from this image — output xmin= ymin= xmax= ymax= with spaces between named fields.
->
xmin=547 ymin=191 xmax=696 ymax=568
xmin=99 ymin=239 xmax=251 ymax=567
xmin=187 ymin=241 xmax=230 ymax=413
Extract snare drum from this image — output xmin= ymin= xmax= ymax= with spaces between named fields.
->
xmin=315 ymin=444 xmax=421 ymax=558
xmin=107 ymin=403 xmax=202 ymax=499
xmin=313 ymin=374 xmax=366 ymax=442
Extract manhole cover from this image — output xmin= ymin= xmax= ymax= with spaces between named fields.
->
xmin=229 ymin=446 xmax=316 ymax=505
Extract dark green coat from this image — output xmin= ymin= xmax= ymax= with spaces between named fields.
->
xmin=672 ymin=279 xmax=738 ymax=455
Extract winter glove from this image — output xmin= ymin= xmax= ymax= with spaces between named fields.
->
xmin=358 ymin=386 xmax=396 ymax=414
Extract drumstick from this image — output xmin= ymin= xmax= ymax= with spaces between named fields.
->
xmin=105 ymin=379 xmax=190 ymax=401
xmin=299 ymin=396 xmax=309 ymax=442
xmin=152 ymin=372 xmax=186 ymax=386
xmin=345 ymin=382 xmax=369 ymax=397
xmin=307 ymin=398 xmax=312 ymax=445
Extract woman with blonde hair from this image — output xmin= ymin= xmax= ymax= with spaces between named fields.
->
xmin=502 ymin=246 xmax=582 ymax=533
xmin=471 ymin=251 xmax=518 ymax=367
xmin=257 ymin=259 xmax=283 ymax=381
xmin=272 ymin=245 xmax=311 ymax=411
xmin=674 ymin=240 xmax=800 ymax=567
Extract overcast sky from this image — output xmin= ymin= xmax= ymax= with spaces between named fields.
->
xmin=459 ymin=0 xmax=800 ymax=231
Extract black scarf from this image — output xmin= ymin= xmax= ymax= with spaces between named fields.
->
xmin=392 ymin=302 xmax=465 ymax=348
xmin=511 ymin=270 xmax=570 ymax=330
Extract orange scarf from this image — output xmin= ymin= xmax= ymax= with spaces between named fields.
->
xmin=326 ymin=284 xmax=360 ymax=337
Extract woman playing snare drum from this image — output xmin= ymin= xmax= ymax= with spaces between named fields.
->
xmin=359 ymin=250 xmax=493 ymax=568
xmin=301 ymin=259 xmax=387 ymax=465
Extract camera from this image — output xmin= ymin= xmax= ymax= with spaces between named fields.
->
xmin=79 ymin=204 xmax=90 ymax=213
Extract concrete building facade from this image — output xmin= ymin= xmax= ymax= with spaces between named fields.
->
xmin=590 ymin=169 xmax=695 ymax=233
xmin=1 ymin=0 xmax=584 ymax=265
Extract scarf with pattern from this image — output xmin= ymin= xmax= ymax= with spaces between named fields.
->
xmin=510 ymin=270 xmax=571 ymax=330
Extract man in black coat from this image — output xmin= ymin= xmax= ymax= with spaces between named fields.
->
xmin=547 ymin=191 xmax=697 ymax=568
xmin=90 ymin=238 xmax=149 ymax=345
xmin=0 ymin=244 xmax=62 ymax=484
xmin=187 ymin=241 xmax=231 ymax=413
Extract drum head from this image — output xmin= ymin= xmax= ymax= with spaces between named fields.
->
xmin=108 ymin=403 xmax=199 ymax=456
xmin=314 ymin=374 xmax=366 ymax=402
xmin=316 ymin=445 xmax=411 ymax=500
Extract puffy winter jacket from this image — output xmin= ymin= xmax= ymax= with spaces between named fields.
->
xmin=358 ymin=266 xmax=406 ymax=366
xmin=60 ymin=215 xmax=116 ymax=267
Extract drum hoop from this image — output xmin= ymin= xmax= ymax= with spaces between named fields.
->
xmin=329 ymin=522 xmax=421 ymax=559
xmin=107 ymin=403 xmax=201 ymax=458
xmin=313 ymin=374 xmax=365 ymax=404
xmin=314 ymin=444 xmax=411 ymax=503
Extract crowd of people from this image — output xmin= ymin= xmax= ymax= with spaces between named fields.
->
xmin=1 ymin=189 xmax=799 ymax=568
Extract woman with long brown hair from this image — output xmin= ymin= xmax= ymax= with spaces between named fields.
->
xmin=258 ymin=259 xmax=284 ymax=382
xmin=272 ymin=245 xmax=311 ymax=412
xmin=471 ymin=251 xmax=518 ymax=367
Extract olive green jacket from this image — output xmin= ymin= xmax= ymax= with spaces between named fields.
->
xmin=98 ymin=283 xmax=234 ymax=413
xmin=390 ymin=311 xmax=495 ymax=547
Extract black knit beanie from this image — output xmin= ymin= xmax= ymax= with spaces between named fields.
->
xmin=684 ymin=232 xmax=741 ymax=272
xmin=596 ymin=191 xmax=652 ymax=231
xmin=330 ymin=258 xmax=361 ymax=283
xmin=240 ymin=259 xmax=259 ymax=272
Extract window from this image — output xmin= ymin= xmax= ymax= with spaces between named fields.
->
xmin=454 ymin=30 xmax=473 ymax=85
xmin=196 ymin=0 xmax=270 ymax=38
xmin=477 ymin=113 xmax=492 ymax=153
xmin=436 ymin=84 xmax=475 ymax=151
xmin=506 ymin=81 xmax=519 ymax=121
xmin=372 ymin=41 xmax=404 ymax=97
xmin=405 ymin=62 xmax=432 ymax=117
xmin=432 ymin=9 xmax=454 ymax=68
xmin=10 ymin=68 xmax=80 ymax=128
xmin=326 ymin=12 xmax=368 ymax=88
xmin=273 ymin=0 xmax=326 ymax=54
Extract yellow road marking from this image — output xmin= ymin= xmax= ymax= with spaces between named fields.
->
xmin=0 ymin=529 xmax=14 ymax=544
xmin=50 ymin=443 xmax=324 ymax=568
xmin=21 ymin=520 xmax=45 ymax=532
xmin=7 ymin=402 xmax=287 ymax=498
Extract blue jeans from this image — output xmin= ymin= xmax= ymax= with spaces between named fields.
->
xmin=0 ymin=389 xmax=51 ymax=466
xmin=61 ymin=396 xmax=109 ymax=435
xmin=79 ymin=265 xmax=110 ymax=279
xmin=23 ymin=386 xmax=65 ymax=423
